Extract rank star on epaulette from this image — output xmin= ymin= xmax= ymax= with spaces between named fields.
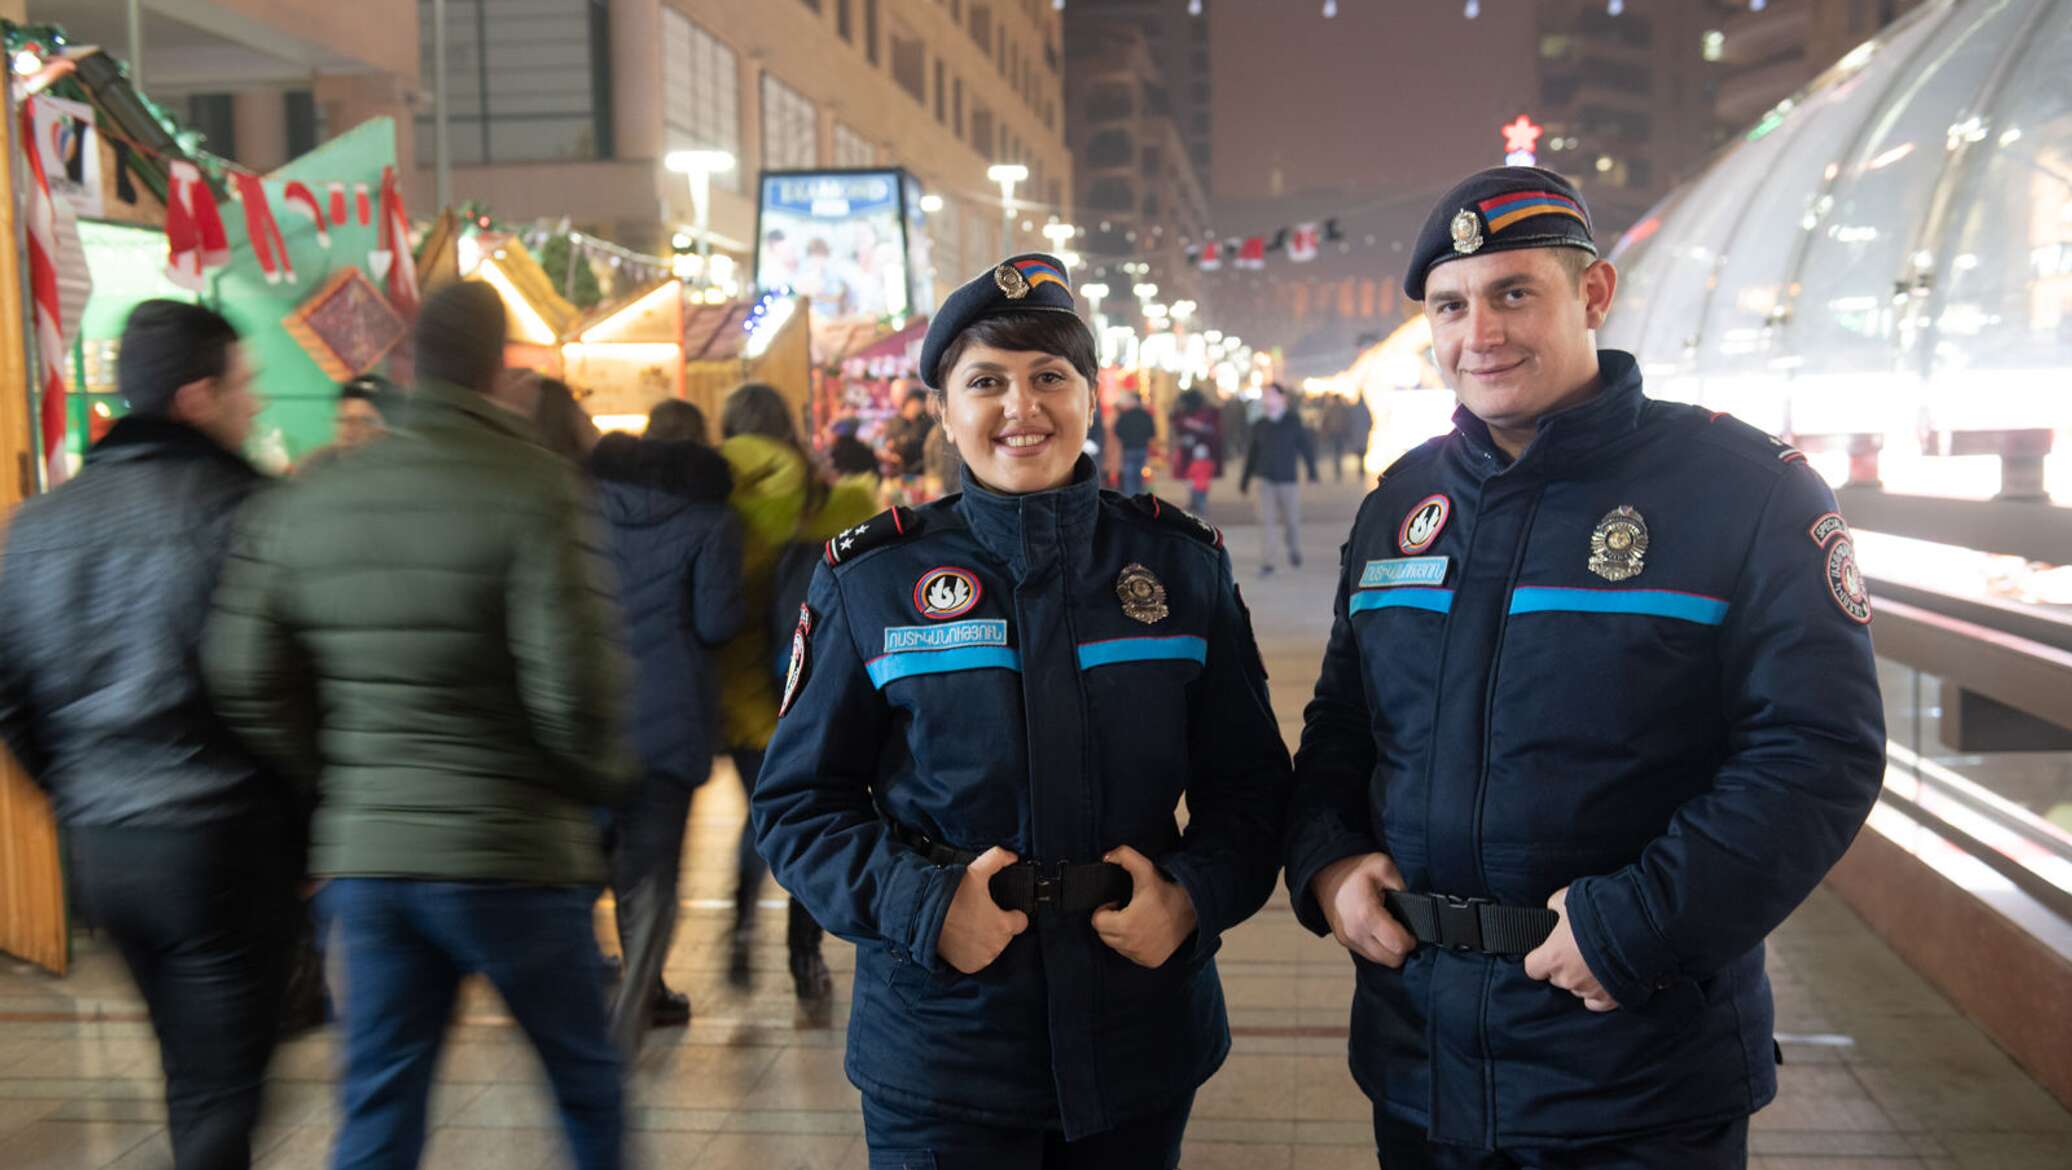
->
xmin=824 ymin=506 xmax=919 ymax=566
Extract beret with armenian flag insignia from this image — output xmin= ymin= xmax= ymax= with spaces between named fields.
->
xmin=920 ymin=252 xmax=1086 ymax=389
xmin=1404 ymin=166 xmax=1598 ymax=301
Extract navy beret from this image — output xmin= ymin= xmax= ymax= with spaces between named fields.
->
xmin=920 ymin=253 xmax=1083 ymax=388
xmin=1404 ymin=166 xmax=1598 ymax=301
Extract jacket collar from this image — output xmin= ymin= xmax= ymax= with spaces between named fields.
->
xmin=955 ymin=455 xmax=1102 ymax=580
xmin=406 ymin=378 xmax=539 ymax=443
xmin=1452 ymin=349 xmax=1647 ymax=478
xmin=85 ymin=414 xmax=261 ymax=480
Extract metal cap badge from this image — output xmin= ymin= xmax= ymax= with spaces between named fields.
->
xmin=994 ymin=263 xmax=1031 ymax=299
xmin=1117 ymin=563 xmax=1169 ymax=624
xmin=1588 ymin=506 xmax=1648 ymax=581
xmin=1450 ymin=209 xmax=1484 ymax=255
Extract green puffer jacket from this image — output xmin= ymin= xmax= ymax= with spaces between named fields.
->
xmin=203 ymin=380 xmax=638 ymax=885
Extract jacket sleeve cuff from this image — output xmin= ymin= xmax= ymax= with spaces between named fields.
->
xmin=1565 ymin=873 xmax=1670 ymax=1011
xmin=897 ymin=861 xmax=962 ymax=975
xmin=1157 ymin=852 xmax=1228 ymax=960
xmin=1285 ymin=825 xmax=1378 ymax=937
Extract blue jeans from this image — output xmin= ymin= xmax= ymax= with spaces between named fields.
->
xmin=322 ymin=879 xmax=623 ymax=1170
xmin=862 ymin=1091 xmax=1194 ymax=1169
xmin=1120 ymin=448 xmax=1149 ymax=493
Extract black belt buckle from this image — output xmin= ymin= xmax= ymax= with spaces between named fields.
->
xmin=1030 ymin=861 xmax=1067 ymax=909
xmin=1436 ymin=894 xmax=1488 ymax=952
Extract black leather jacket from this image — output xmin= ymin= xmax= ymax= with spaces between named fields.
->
xmin=0 ymin=416 xmax=275 ymax=826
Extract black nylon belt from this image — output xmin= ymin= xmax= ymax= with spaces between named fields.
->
xmin=888 ymin=823 xmax=1133 ymax=915
xmin=1384 ymin=891 xmax=1559 ymax=956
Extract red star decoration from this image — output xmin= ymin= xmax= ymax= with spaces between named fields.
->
xmin=1502 ymin=115 xmax=1544 ymax=155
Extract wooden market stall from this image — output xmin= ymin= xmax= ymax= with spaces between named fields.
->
xmin=564 ymin=280 xmax=811 ymax=431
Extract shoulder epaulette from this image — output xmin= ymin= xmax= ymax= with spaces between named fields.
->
xmin=1694 ymin=410 xmax=1803 ymax=473
xmin=1127 ymin=493 xmax=1223 ymax=548
xmin=1376 ymin=435 xmax=1446 ymax=487
xmin=825 ymin=506 xmax=920 ymax=566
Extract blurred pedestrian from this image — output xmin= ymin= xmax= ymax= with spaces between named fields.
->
xmin=1114 ymin=390 xmax=1156 ymax=493
xmin=0 ymin=300 xmax=286 ymax=1170
xmin=877 ymin=387 xmax=936 ymax=495
xmin=1185 ymin=442 xmax=1216 ymax=514
xmin=1239 ymin=384 xmax=1319 ymax=575
xmin=921 ymin=414 xmax=963 ymax=501
xmin=645 ymin=397 xmax=706 ymax=443
xmin=295 ymin=375 xmax=399 ymax=475
xmin=204 ymin=283 xmax=637 ymax=1170
xmin=714 ymin=383 xmax=834 ymax=1002
xmin=536 ymin=382 xmax=744 ymax=1055
xmin=1340 ymin=392 xmax=1373 ymax=482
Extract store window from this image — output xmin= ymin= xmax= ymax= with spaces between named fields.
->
xmin=662 ymin=10 xmax=742 ymax=191
xmin=189 ymin=94 xmax=237 ymax=162
xmin=971 ymin=104 xmax=995 ymax=157
xmin=415 ymin=0 xmax=611 ymax=166
xmin=762 ymin=73 xmax=819 ymax=171
xmin=284 ymin=90 xmax=318 ymax=158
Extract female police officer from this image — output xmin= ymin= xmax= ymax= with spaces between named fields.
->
xmin=752 ymin=254 xmax=1291 ymax=1168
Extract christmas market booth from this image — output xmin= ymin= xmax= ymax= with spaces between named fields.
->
xmin=563 ymin=282 xmax=811 ymax=432
xmin=10 ymin=28 xmax=420 ymax=476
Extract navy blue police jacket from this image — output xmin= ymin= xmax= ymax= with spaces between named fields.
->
xmin=1285 ymin=351 xmax=1885 ymax=1148
xmin=753 ymin=457 xmax=1291 ymax=1138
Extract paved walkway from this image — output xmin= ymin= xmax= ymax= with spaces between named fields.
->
xmin=2 ymin=473 xmax=2067 ymax=1169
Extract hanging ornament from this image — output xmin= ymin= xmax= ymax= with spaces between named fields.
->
xmin=233 ymin=173 xmax=295 ymax=284
xmin=327 ymin=181 xmax=349 ymax=225
xmin=164 ymin=161 xmax=231 ymax=291
xmin=354 ymin=182 xmax=372 ymax=227
xmin=281 ymin=180 xmax=331 ymax=247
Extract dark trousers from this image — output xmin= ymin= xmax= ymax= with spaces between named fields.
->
xmin=69 ymin=814 xmax=295 ymax=1170
xmin=863 ymin=1090 xmax=1195 ymax=1170
xmin=322 ymin=879 xmax=623 ymax=1170
xmin=731 ymin=748 xmax=824 ymax=955
xmin=607 ymin=774 xmax=694 ymax=1056
xmin=1373 ymin=1105 xmax=1749 ymax=1169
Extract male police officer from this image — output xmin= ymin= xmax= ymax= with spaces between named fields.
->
xmin=1285 ymin=167 xmax=1886 ymax=1168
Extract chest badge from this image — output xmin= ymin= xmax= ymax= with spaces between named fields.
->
xmin=914 ymin=567 xmax=982 ymax=620
xmin=1589 ymin=506 xmax=1650 ymax=582
xmin=1398 ymin=494 xmax=1452 ymax=554
xmin=1116 ymin=563 xmax=1170 ymax=625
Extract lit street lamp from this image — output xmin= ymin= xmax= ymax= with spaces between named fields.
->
xmin=987 ymin=164 xmax=1029 ymax=255
xmin=1132 ymin=282 xmax=1159 ymax=302
xmin=666 ymin=150 xmax=737 ymax=290
xmin=1081 ymin=281 xmax=1111 ymax=362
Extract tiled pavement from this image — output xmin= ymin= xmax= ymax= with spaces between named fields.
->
xmin=2 ymin=474 xmax=2067 ymax=1169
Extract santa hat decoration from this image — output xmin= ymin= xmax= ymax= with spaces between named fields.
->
xmin=233 ymin=173 xmax=295 ymax=284
xmin=354 ymin=182 xmax=372 ymax=227
xmin=327 ymin=181 xmax=348 ymax=225
xmin=1288 ymin=222 xmax=1321 ymax=264
xmin=164 ymin=162 xmax=231 ymax=290
xmin=378 ymin=166 xmax=420 ymax=315
xmin=280 ymin=180 xmax=330 ymax=247
xmin=1197 ymin=239 xmax=1222 ymax=272
xmin=1236 ymin=236 xmax=1267 ymax=270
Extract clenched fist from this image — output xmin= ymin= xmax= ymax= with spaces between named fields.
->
xmin=936 ymin=846 xmax=1030 ymax=974
xmin=1092 ymin=846 xmax=1198 ymax=969
xmin=1312 ymin=852 xmax=1417 ymax=969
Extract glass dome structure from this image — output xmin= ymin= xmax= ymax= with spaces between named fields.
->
xmin=1601 ymin=0 xmax=2072 ymax=501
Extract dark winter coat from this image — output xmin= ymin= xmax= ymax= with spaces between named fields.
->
xmin=1240 ymin=412 xmax=1319 ymax=490
xmin=0 ymin=416 xmax=275 ymax=827
xmin=203 ymin=379 xmax=638 ymax=886
xmin=588 ymin=434 xmax=745 ymax=787
xmin=1114 ymin=406 xmax=1157 ymax=452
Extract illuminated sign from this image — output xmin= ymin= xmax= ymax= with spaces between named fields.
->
xmin=1502 ymin=115 xmax=1544 ymax=167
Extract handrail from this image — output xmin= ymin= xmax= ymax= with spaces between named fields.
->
xmin=1869 ymin=598 xmax=2072 ymax=730
xmin=1841 ymin=488 xmax=2072 ymax=566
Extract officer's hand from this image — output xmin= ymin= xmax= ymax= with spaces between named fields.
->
xmin=1312 ymin=853 xmax=1416 ymax=969
xmin=1523 ymin=887 xmax=1618 ymax=1013
xmin=1092 ymin=846 xmax=1198 ymax=969
xmin=937 ymin=847 xmax=1030 ymax=975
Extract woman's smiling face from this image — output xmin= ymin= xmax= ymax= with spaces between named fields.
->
xmin=939 ymin=342 xmax=1094 ymax=495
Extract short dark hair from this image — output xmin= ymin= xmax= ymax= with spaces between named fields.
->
xmin=1551 ymin=246 xmax=1598 ymax=287
xmin=415 ymin=281 xmax=507 ymax=393
xmin=647 ymin=398 xmax=708 ymax=444
xmin=828 ymin=435 xmax=878 ymax=477
xmin=118 ymin=300 xmax=239 ymax=417
xmin=932 ymin=311 xmax=1098 ymax=394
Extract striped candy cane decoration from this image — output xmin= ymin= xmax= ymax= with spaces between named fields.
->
xmin=19 ymin=97 xmax=69 ymax=487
